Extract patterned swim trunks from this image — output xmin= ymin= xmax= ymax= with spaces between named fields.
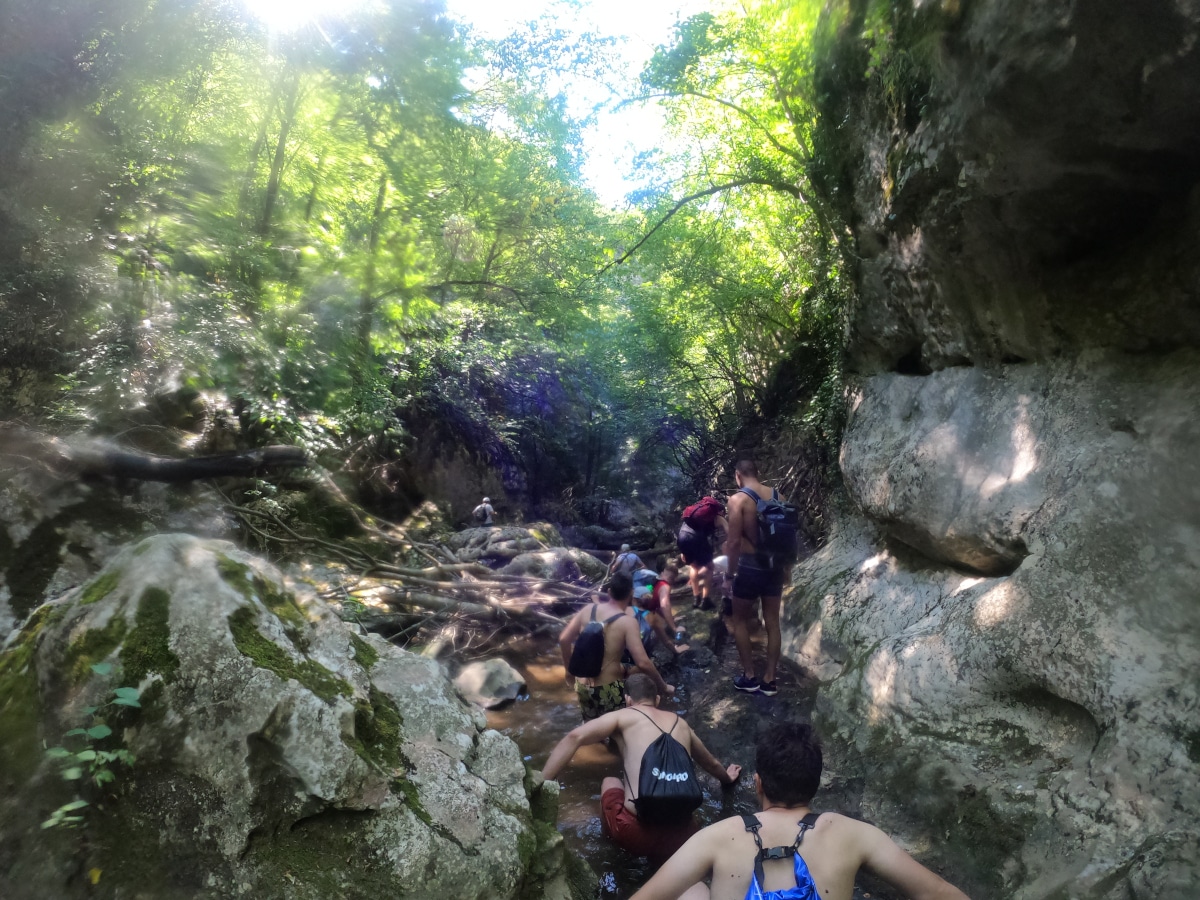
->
xmin=577 ymin=680 xmax=625 ymax=721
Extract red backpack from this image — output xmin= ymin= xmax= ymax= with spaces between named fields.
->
xmin=682 ymin=496 xmax=725 ymax=532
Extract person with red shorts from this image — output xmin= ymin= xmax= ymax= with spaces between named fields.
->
xmin=541 ymin=673 xmax=741 ymax=865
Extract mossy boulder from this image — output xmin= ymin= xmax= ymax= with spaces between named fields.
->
xmin=0 ymin=534 xmax=585 ymax=899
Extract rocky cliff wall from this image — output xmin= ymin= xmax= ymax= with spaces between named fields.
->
xmin=786 ymin=1 xmax=1200 ymax=897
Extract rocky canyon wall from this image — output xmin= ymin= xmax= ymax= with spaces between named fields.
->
xmin=785 ymin=2 xmax=1200 ymax=897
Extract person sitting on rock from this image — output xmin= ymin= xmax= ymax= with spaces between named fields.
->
xmin=542 ymin=673 xmax=740 ymax=865
xmin=559 ymin=573 xmax=675 ymax=721
xmin=630 ymin=721 xmax=972 ymax=900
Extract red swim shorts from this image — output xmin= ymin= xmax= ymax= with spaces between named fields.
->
xmin=600 ymin=787 xmax=698 ymax=864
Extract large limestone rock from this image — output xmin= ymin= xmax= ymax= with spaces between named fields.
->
xmin=788 ymin=352 xmax=1200 ymax=897
xmin=0 ymin=440 xmax=232 ymax=642
xmin=0 ymin=534 xmax=578 ymax=899
xmin=792 ymin=1 xmax=1200 ymax=897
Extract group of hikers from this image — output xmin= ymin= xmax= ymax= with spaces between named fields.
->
xmin=541 ymin=459 xmax=971 ymax=899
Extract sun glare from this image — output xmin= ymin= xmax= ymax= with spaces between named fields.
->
xmin=243 ymin=0 xmax=374 ymax=33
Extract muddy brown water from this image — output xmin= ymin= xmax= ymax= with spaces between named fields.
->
xmin=482 ymin=604 xmax=893 ymax=898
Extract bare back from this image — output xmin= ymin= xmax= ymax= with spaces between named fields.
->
xmin=699 ymin=811 xmax=867 ymax=900
xmin=726 ymin=482 xmax=776 ymax=555
xmin=611 ymin=705 xmax=697 ymax=812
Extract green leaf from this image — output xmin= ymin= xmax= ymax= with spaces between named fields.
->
xmin=76 ymin=750 xmax=97 ymax=762
xmin=63 ymin=767 xmax=83 ymax=780
xmin=64 ymin=729 xmax=88 ymax=737
xmin=113 ymin=687 xmax=140 ymax=700
xmin=91 ymin=662 xmax=114 ymax=676
xmin=86 ymin=725 xmax=113 ymax=740
xmin=45 ymin=747 xmax=72 ymax=759
xmin=112 ymin=697 xmax=141 ymax=707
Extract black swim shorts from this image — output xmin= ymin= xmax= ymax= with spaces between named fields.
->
xmin=732 ymin=556 xmax=784 ymax=600
xmin=677 ymin=523 xmax=714 ymax=567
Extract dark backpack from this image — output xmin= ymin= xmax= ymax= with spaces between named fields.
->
xmin=473 ymin=504 xmax=489 ymax=522
xmin=626 ymin=709 xmax=703 ymax=825
xmin=566 ymin=605 xmax=624 ymax=678
xmin=739 ymin=487 xmax=800 ymax=568
xmin=682 ymin=496 xmax=725 ymax=532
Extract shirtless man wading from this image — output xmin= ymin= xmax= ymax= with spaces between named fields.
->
xmin=541 ymin=673 xmax=741 ymax=864
xmin=559 ymin=573 xmax=675 ymax=721
xmin=632 ymin=721 xmax=971 ymax=900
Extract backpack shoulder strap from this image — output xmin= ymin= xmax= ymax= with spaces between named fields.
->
xmin=741 ymin=814 xmax=767 ymax=886
xmin=791 ymin=812 xmax=822 ymax=849
xmin=738 ymin=486 xmax=761 ymax=504
xmin=627 ymin=706 xmax=667 ymax=734
xmin=590 ymin=604 xmax=598 ymax=622
xmin=603 ymin=611 xmax=626 ymax=625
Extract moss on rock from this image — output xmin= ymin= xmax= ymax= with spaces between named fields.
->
xmin=65 ymin=612 xmax=128 ymax=683
xmin=120 ymin=587 xmax=180 ymax=685
xmin=227 ymin=607 xmax=351 ymax=703
xmin=0 ymin=605 xmax=62 ymax=781
xmin=348 ymin=686 xmax=406 ymax=771
xmin=80 ymin=570 xmax=121 ymax=606
xmin=348 ymin=634 xmax=378 ymax=670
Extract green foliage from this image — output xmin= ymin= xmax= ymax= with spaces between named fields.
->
xmin=42 ymin=662 xmax=140 ymax=830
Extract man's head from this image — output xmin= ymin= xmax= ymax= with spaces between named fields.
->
xmin=624 ymin=673 xmax=658 ymax=706
xmin=620 ymin=543 xmax=631 ymax=553
xmin=662 ymin=560 xmax=679 ymax=580
xmin=734 ymin=459 xmax=759 ymax=487
xmin=608 ymin=572 xmax=633 ymax=602
xmin=755 ymin=721 xmax=822 ymax=807
xmin=482 ymin=497 xmax=491 ymax=504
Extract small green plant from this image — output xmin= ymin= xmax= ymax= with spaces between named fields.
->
xmin=41 ymin=662 xmax=140 ymax=829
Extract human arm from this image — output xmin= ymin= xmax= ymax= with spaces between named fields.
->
xmin=858 ymin=821 xmax=972 ymax=900
xmin=724 ymin=500 xmax=746 ymax=578
xmin=655 ymin=583 xmax=679 ymax=633
xmin=689 ymin=733 xmax=740 ymax=786
xmin=621 ymin=618 xmax=675 ymax=696
xmin=630 ymin=828 xmax=719 ymax=900
xmin=541 ymin=712 xmax=623 ymax=782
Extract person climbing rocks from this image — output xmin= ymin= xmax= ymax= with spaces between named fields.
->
xmin=678 ymin=497 xmax=727 ymax=610
xmin=541 ymin=673 xmax=741 ymax=865
xmin=610 ymin=544 xmax=644 ymax=579
xmin=559 ymin=573 xmax=675 ymax=721
xmin=725 ymin=460 xmax=787 ymax=696
xmin=473 ymin=496 xmax=495 ymax=526
xmin=631 ymin=721 xmax=971 ymax=900
xmin=633 ymin=560 xmax=689 ymax=656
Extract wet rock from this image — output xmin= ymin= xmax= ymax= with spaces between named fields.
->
xmin=455 ymin=658 xmax=527 ymax=709
xmin=0 ymin=534 xmax=584 ymax=899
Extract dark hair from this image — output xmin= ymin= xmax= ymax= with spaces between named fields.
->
xmin=624 ymin=673 xmax=657 ymax=702
xmin=608 ymin=572 xmax=633 ymax=600
xmin=756 ymin=721 xmax=822 ymax=806
xmin=735 ymin=459 xmax=759 ymax=478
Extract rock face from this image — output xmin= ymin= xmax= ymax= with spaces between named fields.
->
xmin=788 ymin=2 xmax=1200 ymax=897
xmin=0 ymin=534 xmax=579 ymax=899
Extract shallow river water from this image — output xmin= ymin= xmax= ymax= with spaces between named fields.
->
xmin=484 ymin=620 xmax=888 ymax=900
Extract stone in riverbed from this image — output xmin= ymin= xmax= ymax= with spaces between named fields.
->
xmin=454 ymin=658 xmax=527 ymax=709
